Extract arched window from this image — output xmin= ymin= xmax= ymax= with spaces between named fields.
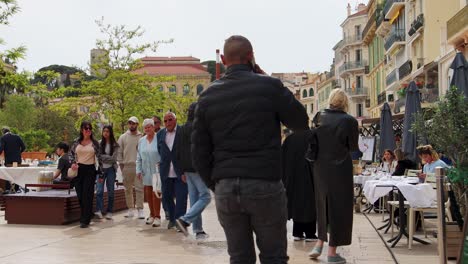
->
xmin=196 ymin=84 xmax=204 ymax=95
xmin=309 ymin=88 xmax=314 ymax=97
xmin=169 ymin=85 xmax=176 ymax=93
xmin=157 ymin=85 xmax=164 ymax=92
xmin=302 ymin=90 xmax=307 ymax=98
xmin=183 ymin=84 xmax=190 ymax=95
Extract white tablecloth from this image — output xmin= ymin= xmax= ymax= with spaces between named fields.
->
xmin=396 ymin=183 xmax=436 ymax=208
xmin=362 ymin=176 xmax=420 ymax=204
xmin=0 ymin=166 xmax=55 ymax=187
xmin=354 ymin=175 xmax=379 ymax=185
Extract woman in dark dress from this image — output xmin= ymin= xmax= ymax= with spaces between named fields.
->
xmin=392 ymin=148 xmax=416 ymax=176
xmin=281 ymin=131 xmax=317 ymax=242
xmin=308 ymin=89 xmax=359 ymax=264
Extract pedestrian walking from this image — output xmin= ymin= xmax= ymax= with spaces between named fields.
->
xmin=157 ymin=112 xmax=188 ymax=229
xmin=175 ymin=102 xmax=211 ymax=239
xmin=281 ymin=131 xmax=317 ymax=242
xmin=136 ymin=119 xmax=162 ymax=227
xmin=192 ymin=35 xmax=309 ymax=264
xmin=69 ymin=121 xmax=103 ymax=228
xmin=117 ymin=116 xmax=144 ymax=219
xmin=95 ymin=125 xmax=119 ymax=220
xmin=308 ymin=89 xmax=359 ymax=264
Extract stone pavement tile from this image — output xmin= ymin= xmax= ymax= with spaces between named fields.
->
xmin=0 ymin=201 xmax=396 ymax=264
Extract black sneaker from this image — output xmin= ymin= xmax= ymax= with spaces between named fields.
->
xmin=167 ymin=221 xmax=176 ymax=230
xmin=196 ymin=231 xmax=209 ymax=240
xmin=176 ymin=218 xmax=190 ymax=236
xmin=80 ymin=223 xmax=89 ymax=228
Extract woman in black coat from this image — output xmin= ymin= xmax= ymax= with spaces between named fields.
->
xmin=281 ymin=131 xmax=317 ymax=242
xmin=309 ymin=89 xmax=359 ymax=264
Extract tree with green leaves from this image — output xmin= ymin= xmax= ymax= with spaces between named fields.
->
xmin=0 ymin=94 xmax=36 ymax=131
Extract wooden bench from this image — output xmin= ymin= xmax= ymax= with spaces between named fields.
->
xmin=3 ymin=187 xmax=127 ymax=225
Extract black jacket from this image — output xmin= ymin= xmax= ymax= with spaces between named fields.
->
xmin=192 ymin=64 xmax=309 ymax=190
xmin=0 ymin=133 xmax=26 ymax=164
xmin=392 ymin=159 xmax=416 ymax=176
xmin=176 ymin=103 xmax=197 ymax=173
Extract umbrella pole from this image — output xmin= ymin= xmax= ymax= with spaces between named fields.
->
xmin=436 ymin=167 xmax=447 ymax=263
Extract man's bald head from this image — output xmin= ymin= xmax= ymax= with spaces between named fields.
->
xmin=222 ymin=35 xmax=253 ymax=66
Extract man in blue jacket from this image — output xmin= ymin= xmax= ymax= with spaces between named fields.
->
xmin=157 ymin=112 xmax=188 ymax=229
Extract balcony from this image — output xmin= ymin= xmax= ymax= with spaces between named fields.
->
xmin=340 ymin=35 xmax=363 ymax=51
xmin=345 ymin=87 xmax=368 ymax=97
xmin=398 ymin=60 xmax=412 ymax=81
xmin=384 ymin=0 xmax=405 ymax=20
xmin=338 ymin=60 xmax=367 ymax=76
xmin=362 ymin=9 xmax=377 ymax=44
xmin=377 ymin=91 xmax=387 ymax=105
xmin=420 ymin=87 xmax=439 ymax=104
xmin=447 ymin=5 xmax=468 ymax=45
xmin=384 ymin=29 xmax=405 ymax=54
xmin=386 ymin=69 xmax=398 ymax=86
xmin=408 ymin=14 xmax=424 ymax=37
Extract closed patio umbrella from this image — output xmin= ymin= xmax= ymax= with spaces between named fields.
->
xmin=402 ymin=81 xmax=422 ymax=162
xmin=450 ymin=52 xmax=468 ymax=98
xmin=379 ymin=102 xmax=396 ymax=158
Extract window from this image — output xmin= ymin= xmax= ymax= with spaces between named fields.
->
xmin=309 ymin=88 xmax=314 ymax=97
xmin=356 ymin=49 xmax=362 ymax=62
xmin=357 ymin=103 xmax=363 ymax=117
xmin=304 ymin=104 xmax=308 ymax=113
xmin=302 ymin=90 xmax=307 ymax=98
xmin=183 ymin=84 xmax=190 ymax=95
xmin=169 ymin=85 xmax=176 ymax=93
xmin=356 ymin=76 xmax=362 ymax=88
xmin=355 ymin=25 xmax=361 ymax=39
xmin=310 ymin=103 xmax=314 ymax=113
xmin=157 ymin=85 xmax=163 ymax=92
xmin=196 ymin=84 xmax=204 ymax=95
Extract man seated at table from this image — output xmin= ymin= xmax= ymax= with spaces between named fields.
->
xmin=53 ymin=142 xmax=71 ymax=184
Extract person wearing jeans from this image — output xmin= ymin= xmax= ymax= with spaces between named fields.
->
xmin=175 ymin=103 xmax=211 ymax=239
xmin=95 ymin=125 xmax=119 ymax=220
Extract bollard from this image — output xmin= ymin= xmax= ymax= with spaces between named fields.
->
xmin=435 ymin=166 xmax=447 ymax=264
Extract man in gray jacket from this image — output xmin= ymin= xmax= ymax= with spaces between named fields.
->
xmin=117 ymin=116 xmax=144 ymax=219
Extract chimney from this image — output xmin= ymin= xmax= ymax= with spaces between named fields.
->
xmin=357 ymin=3 xmax=366 ymax=12
xmin=347 ymin=3 xmax=351 ymax=16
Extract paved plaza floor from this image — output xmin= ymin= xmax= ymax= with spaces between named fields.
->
xmin=0 ymin=199 xmax=452 ymax=264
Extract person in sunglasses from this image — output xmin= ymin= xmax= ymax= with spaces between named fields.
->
xmin=69 ymin=121 xmax=103 ymax=228
xmin=157 ymin=112 xmax=188 ymax=230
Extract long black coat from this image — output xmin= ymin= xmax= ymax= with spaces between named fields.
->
xmin=313 ymin=109 xmax=359 ymax=247
xmin=281 ymin=131 xmax=316 ymax=223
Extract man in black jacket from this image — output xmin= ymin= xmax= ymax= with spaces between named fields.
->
xmin=175 ymin=102 xmax=211 ymax=239
xmin=192 ymin=35 xmax=309 ymax=264
xmin=0 ymin=127 xmax=26 ymax=165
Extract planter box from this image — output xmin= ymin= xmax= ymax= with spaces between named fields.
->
xmin=446 ymin=222 xmax=463 ymax=259
xmin=21 ymin=152 xmax=47 ymax=161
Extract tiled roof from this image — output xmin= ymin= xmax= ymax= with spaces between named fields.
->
xmin=134 ymin=64 xmax=210 ymax=76
xmin=140 ymin=56 xmax=200 ymax=62
xmin=349 ymin=8 xmax=367 ymax=18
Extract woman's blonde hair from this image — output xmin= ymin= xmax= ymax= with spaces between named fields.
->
xmin=328 ymin=88 xmax=349 ymax=112
xmin=394 ymin=148 xmax=405 ymax=161
xmin=417 ymin=145 xmax=439 ymax=160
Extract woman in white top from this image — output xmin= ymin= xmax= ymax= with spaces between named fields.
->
xmin=136 ymin=119 xmax=162 ymax=227
xmin=69 ymin=121 xmax=103 ymax=228
xmin=380 ymin=149 xmax=397 ymax=174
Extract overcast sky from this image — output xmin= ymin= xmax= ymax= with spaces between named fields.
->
xmin=2 ymin=0 xmax=364 ymax=74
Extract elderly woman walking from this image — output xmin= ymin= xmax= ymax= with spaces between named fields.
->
xmin=308 ymin=89 xmax=359 ymax=263
xmin=136 ymin=119 xmax=162 ymax=227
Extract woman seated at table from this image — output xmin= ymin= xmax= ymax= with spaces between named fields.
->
xmin=392 ymin=148 xmax=416 ymax=176
xmin=416 ymin=145 xmax=449 ymax=181
xmin=380 ymin=149 xmax=397 ymax=174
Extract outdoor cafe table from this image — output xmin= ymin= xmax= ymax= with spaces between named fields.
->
xmin=362 ymin=176 xmax=436 ymax=247
xmin=0 ymin=166 xmax=55 ymax=189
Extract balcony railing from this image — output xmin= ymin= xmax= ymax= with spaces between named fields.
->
xmin=377 ymin=91 xmax=387 ymax=105
xmin=384 ymin=29 xmax=405 ymax=51
xmin=408 ymin=14 xmax=424 ymax=36
xmin=420 ymin=87 xmax=439 ymax=104
xmin=447 ymin=5 xmax=468 ymax=41
xmin=362 ymin=10 xmax=377 ymax=40
xmin=386 ymin=69 xmax=397 ymax=86
xmin=341 ymin=35 xmax=363 ymax=49
xmin=376 ymin=8 xmax=385 ymax=28
xmin=384 ymin=0 xmax=404 ymax=19
xmin=338 ymin=60 xmax=367 ymax=75
xmin=398 ymin=60 xmax=413 ymax=80
xmin=345 ymin=87 xmax=368 ymax=97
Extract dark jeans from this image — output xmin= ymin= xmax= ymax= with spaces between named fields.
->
xmin=293 ymin=221 xmax=316 ymax=239
xmin=215 ymin=178 xmax=289 ymax=264
xmin=96 ymin=167 xmax=116 ymax=213
xmin=162 ymin=177 xmax=188 ymax=222
xmin=74 ymin=164 xmax=96 ymax=225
